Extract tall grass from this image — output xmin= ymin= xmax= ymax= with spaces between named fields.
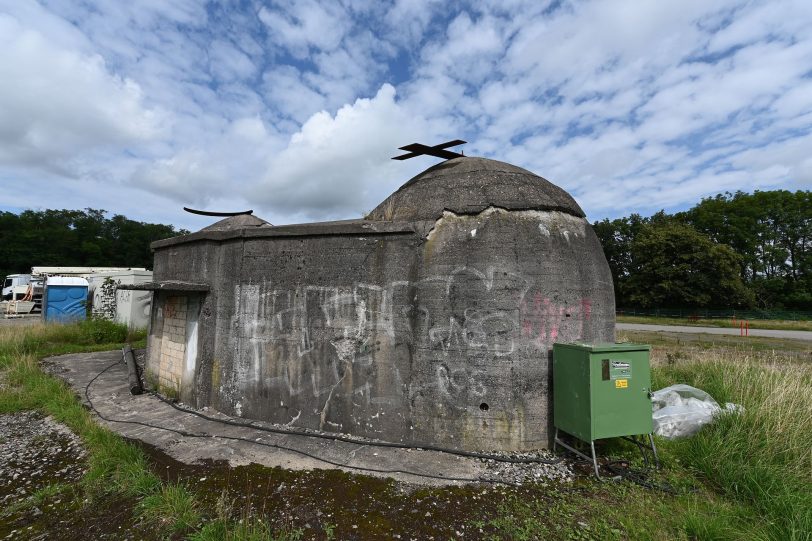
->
xmin=137 ymin=483 xmax=201 ymax=535
xmin=0 ymin=320 xmax=160 ymax=498
xmin=189 ymin=517 xmax=305 ymax=541
xmin=0 ymin=319 xmax=146 ymax=360
xmin=653 ymin=349 xmax=812 ymax=540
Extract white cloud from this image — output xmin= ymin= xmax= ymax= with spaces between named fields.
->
xmin=0 ymin=11 xmax=162 ymax=173
xmin=208 ymin=39 xmax=258 ymax=82
xmin=0 ymin=0 xmax=810 ymax=230
xmin=417 ymin=12 xmax=506 ymax=84
xmin=132 ymin=114 xmax=284 ymax=206
xmin=252 ymin=84 xmax=432 ymax=221
xmin=263 ymin=65 xmax=328 ymax=123
xmin=259 ymin=1 xmax=351 ymax=57
xmin=382 ymin=0 xmax=444 ymax=46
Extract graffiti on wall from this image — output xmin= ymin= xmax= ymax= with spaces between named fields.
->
xmin=92 ymin=278 xmax=119 ymax=320
xmin=226 ymin=266 xmax=594 ymax=424
xmin=520 ymin=294 xmax=593 ymax=345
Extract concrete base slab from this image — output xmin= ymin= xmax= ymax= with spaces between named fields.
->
xmin=45 ymin=350 xmax=566 ymax=487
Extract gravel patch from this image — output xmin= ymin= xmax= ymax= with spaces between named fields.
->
xmin=0 ymin=411 xmax=87 ymax=509
xmin=479 ymin=450 xmax=574 ymax=485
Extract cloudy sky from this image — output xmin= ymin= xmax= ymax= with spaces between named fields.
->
xmin=1 ymin=0 xmax=810 ymax=231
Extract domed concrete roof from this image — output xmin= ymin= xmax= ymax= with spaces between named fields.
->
xmin=200 ymin=214 xmax=271 ymax=232
xmin=367 ymin=156 xmax=585 ymax=222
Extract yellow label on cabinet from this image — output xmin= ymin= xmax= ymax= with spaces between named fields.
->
xmin=615 ymin=379 xmax=628 ymax=389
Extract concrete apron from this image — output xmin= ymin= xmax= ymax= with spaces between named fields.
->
xmin=46 ymin=350 xmax=493 ymax=486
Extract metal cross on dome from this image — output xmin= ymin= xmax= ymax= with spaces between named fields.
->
xmin=392 ymin=139 xmax=467 ymax=161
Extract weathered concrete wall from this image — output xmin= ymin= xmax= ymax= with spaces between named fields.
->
xmin=409 ymin=207 xmax=613 ymax=449
xmin=144 ymin=157 xmax=615 ymax=451
xmin=201 ymin=230 xmax=421 ymax=429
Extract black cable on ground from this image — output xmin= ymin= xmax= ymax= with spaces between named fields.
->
xmin=151 ymin=388 xmax=563 ymax=465
xmin=602 ymin=460 xmax=682 ymax=494
xmin=116 ymin=347 xmax=561 ymax=465
xmin=91 ymin=355 xmax=685 ymax=493
xmin=83 ymin=360 xmax=535 ymax=486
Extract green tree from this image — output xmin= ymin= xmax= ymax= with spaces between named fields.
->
xmin=625 ymin=221 xmax=754 ymax=308
xmin=592 ymin=213 xmax=648 ymax=306
xmin=683 ymin=190 xmax=812 ymax=308
xmin=0 ymin=209 xmax=186 ymax=281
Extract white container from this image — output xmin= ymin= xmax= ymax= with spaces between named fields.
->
xmin=87 ymin=270 xmax=153 ymax=328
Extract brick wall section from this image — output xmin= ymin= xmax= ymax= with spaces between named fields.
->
xmin=159 ymin=295 xmax=188 ymax=391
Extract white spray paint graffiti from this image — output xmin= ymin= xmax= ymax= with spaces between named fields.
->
xmin=224 ymin=264 xmax=594 ymax=427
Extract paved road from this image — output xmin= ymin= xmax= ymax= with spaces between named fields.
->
xmin=0 ymin=316 xmax=41 ymax=327
xmin=617 ymin=323 xmax=812 ymax=341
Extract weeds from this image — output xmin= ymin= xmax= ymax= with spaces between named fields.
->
xmin=0 ymin=483 xmax=72 ymax=518
xmin=665 ymin=350 xmax=686 ymax=366
xmin=189 ymin=516 xmax=304 ymax=541
xmin=0 ymin=322 xmax=160 ymax=501
xmin=482 ymin=495 xmax=550 ymax=540
xmin=0 ymin=320 xmax=146 ymax=363
xmin=0 ymin=320 xmax=161 ymax=531
xmin=1 ymin=320 xmax=334 ymax=540
xmin=137 ymin=483 xmax=201 ymax=535
xmin=678 ymin=496 xmax=767 ymax=541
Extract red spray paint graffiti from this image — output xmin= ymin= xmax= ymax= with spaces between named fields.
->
xmin=519 ymin=293 xmax=592 ymax=348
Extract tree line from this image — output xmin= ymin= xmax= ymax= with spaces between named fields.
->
xmin=2 ymin=196 xmax=809 ymax=311
xmin=593 ymin=190 xmax=811 ymax=310
xmin=0 ymin=209 xmax=187 ymax=280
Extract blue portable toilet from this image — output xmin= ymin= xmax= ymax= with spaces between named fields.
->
xmin=43 ymin=277 xmax=89 ymax=322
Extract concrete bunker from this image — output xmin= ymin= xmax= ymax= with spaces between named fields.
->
xmin=141 ymin=157 xmax=615 ymax=451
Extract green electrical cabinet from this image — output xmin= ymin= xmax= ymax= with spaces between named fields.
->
xmin=552 ymin=342 xmax=658 ymax=477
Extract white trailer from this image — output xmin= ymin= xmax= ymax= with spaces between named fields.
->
xmin=2 ymin=267 xmax=149 ymax=318
xmin=32 ymin=267 xmax=147 ymax=278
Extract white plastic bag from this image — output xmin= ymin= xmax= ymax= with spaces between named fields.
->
xmin=651 ymin=384 xmax=742 ymax=439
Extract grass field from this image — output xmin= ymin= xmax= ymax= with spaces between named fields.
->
xmin=617 ymin=314 xmax=812 ymax=331
xmin=1 ymin=320 xmax=810 ymax=539
xmin=630 ymin=329 xmax=812 ymax=540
